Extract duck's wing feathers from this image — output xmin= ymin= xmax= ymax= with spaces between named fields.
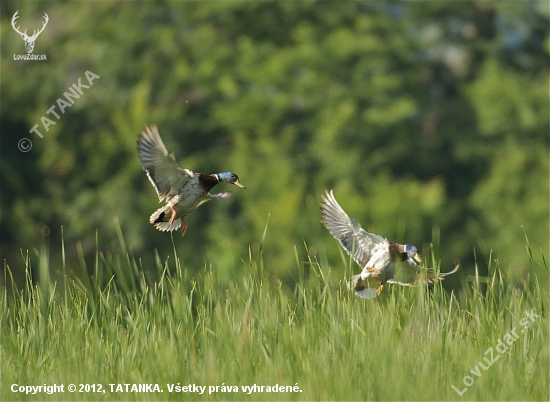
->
xmin=137 ymin=124 xmax=194 ymax=202
xmin=387 ymin=261 xmax=460 ymax=286
xmin=320 ymin=190 xmax=387 ymax=268
xmin=196 ymin=191 xmax=233 ymax=208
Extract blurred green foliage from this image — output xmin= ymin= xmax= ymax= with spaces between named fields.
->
xmin=1 ymin=1 xmax=548 ymax=284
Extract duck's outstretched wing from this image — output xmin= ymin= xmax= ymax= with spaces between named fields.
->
xmin=320 ymin=190 xmax=386 ymax=268
xmin=387 ymin=261 xmax=460 ymax=286
xmin=137 ymin=124 xmax=194 ymax=201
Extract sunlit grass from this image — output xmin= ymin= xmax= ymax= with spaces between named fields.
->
xmin=1 ymin=223 xmax=548 ymax=401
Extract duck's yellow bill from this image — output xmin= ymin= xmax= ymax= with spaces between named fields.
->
xmin=413 ymin=254 xmax=422 ymax=264
xmin=234 ymin=179 xmax=246 ymax=189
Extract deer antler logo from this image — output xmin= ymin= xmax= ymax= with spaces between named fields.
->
xmin=11 ymin=11 xmax=49 ymax=54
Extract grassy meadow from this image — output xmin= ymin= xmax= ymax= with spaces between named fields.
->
xmin=1 ymin=224 xmax=548 ymax=401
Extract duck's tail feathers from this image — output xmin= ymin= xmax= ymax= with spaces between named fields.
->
xmin=149 ymin=206 xmax=182 ymax=232
xmin=355 ymin=287 xmax=378 ymax=299
xmin=348 ymin=274 xmax=378 ymax=299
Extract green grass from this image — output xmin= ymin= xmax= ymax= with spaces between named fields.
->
xmin=1 ymin=226 xmax=548 ymax=401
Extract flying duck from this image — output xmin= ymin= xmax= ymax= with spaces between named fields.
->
xmin=320 ymin=190 xmax=459 ymax=299
xmin=137 ymin=124 xmax=245 ymax=236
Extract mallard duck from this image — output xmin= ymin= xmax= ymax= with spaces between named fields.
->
xmin=320 ymin=190 xmax=459 ymax=299
xmin=137 ymin=124 xmax=246 ymax=236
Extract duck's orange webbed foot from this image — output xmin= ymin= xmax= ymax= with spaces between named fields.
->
xmin=376 ymin=284 xmax=384 ymax=296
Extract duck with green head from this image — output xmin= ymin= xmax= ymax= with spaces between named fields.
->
xmin=320 ymin=190 xmax=459 ymax=298
xmin=137 ymin=124 xmax=246 ymax=236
